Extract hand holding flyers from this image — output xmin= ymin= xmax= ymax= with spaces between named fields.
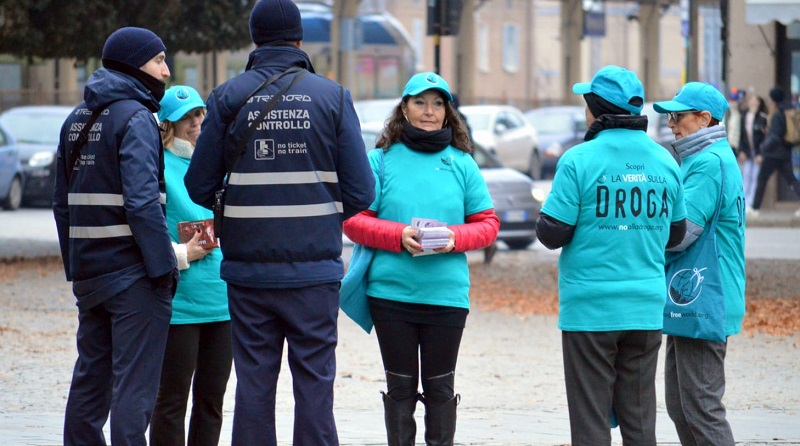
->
xmin=411 ymin=217 xmax=452 ymax=256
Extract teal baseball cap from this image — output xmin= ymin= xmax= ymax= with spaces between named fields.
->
xmin=402 ymin=72 xmax=454 ymax=102
xmin=158 ymin=85 xmax=206 ymax=122
xmin=653 ymin=82 xmax=729 ymax=121
xmin=572 ymin=65 xmax=644 ymax=115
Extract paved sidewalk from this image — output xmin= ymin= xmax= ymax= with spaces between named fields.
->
xmin=1 ymin=208 xmax=799 ymax=445
xmin=1 ymin=302 xmax=798 ymax=446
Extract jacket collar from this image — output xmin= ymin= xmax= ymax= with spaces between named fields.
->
xmin=84 ymin=68 xmax=160 ymax=113
xmin=246 ymin=45 xmax=315 ymax=73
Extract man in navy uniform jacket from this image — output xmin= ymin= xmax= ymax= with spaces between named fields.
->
xmin=185 ymin=1 xmax=375 ymax=444
xmin=53 ymin=27 xmax=179 ymax=446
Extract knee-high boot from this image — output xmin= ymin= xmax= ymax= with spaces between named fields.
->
xmin=382 ymin=372 xmax=419 ymax=446
xmin=421 ymin=373 xmax=459 ymax=446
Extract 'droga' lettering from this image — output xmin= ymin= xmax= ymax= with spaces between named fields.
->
xmin=596 ymin=186 xmax=670 ymax=218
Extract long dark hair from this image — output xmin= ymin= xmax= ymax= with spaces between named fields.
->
xmin=375 ymin=91 xmax=472 ymax=153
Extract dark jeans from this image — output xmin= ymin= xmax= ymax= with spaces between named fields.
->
xmin=562 ymin=330 xmax=662 ymax=446
xmin=373 ymin=319 xmax=464 ymax=402
xmin=227 ymin=282 xmax=340 ymax=446
xmin=63 ymin=277 xmax=172 ymax=446
xmin=752 ymin=156 xmax=800 ymax=209
xmin=150 ymin=321 xmax=233 ymax=446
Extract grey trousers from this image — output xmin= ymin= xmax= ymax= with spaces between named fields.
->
xmin=562 ymin=330 xmax=662 ymax=446
xmin=664 ymin=335 xmax=735 ymax=446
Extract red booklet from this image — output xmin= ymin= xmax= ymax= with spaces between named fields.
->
xmin=177 ymin=218 xmax=219 ymax=248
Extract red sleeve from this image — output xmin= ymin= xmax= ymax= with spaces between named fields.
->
xmin=450 ymin=209 xmax=500 ymax=252
xmin=343 ymin=210 xmax=405 ymax=252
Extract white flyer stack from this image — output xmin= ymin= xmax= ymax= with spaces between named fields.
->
xmin=411 ymin=217 xmax=449 ymax=255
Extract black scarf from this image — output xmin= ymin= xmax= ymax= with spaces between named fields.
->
xmin=400 ymin=121 xmax=452 ymax=153
xmin=103 ymin=59 xmax=166 ymax=109
xmin=584 ymin=114 xmax=649 ymax=141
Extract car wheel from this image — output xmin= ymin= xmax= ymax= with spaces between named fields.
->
xmin=528 ymin=149 xmax=542 ymax=180
xmin=2 ymin=176 xmax=22 ymax=211
xmin=504 ymin=238 xmax=534 ymax=250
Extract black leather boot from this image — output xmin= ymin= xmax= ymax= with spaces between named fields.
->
xmin=382 ymin=391 xmax=418 ymax=446
xmin=421 ymin=394 xmax=459 ymax=446
xmin=383 ymin=372 xmax=419 ymax=446
xmin=421 ymin=372 xmax=459 ymax=446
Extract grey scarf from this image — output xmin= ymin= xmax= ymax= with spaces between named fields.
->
xmin=672 ymin=126 xmax=727 ymax=159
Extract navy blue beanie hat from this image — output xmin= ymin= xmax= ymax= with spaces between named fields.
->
xmin=250 ymin=0 xmax=303 ymax=45
xmin=102 ymin=27 xmax=166 ymax=70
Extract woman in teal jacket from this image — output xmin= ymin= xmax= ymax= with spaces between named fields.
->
xmin=150 ymin=86 xmax=232 ymax=446
xmin=654 ymin=82 xmax=746 ymax=446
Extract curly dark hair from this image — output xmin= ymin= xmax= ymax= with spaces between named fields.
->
xmin=375 ymin=92 xmax=472 ymax=153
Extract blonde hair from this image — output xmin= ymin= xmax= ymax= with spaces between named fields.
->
xmin=160 ymin=120 xmax=178 ymax=148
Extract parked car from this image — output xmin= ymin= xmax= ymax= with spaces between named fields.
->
xmin=0 ymin=120 xmax=24 ymax=210
xmin=458 ymin=104 xmax=542 ymax=180
xmin=0 ymin=105 xmax=74 ymax=206
xmin=524 ymin=105 xmax=586 ymax=179
xmin=353 ymin=98 xmax=399 ymax=126
xmin=360 ymin=122 xmax=541 ymax=250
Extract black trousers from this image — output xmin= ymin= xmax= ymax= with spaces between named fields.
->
xmin=562 ymin=330 xmax=662 ymax=446
xmin=752 ymin=156 xmax=800 ymax=209
xmin=150 ymin=321 xmax=233 ymax=446
xmin=373 ymin=319 xmax=464 ymax=403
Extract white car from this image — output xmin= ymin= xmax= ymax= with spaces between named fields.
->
xmin=353 ymin=98 xmax=399 ymax=126
xmin=459 ymin=105 xmax=541 ymax=179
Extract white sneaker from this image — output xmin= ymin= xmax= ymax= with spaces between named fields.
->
xmin=747 ymin=207 xmax=760 ymax=217
xmin=794 ymin=207 xmax=800 ymax=217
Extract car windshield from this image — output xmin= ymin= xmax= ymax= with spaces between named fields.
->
xmin=0 ymin=111 xmax=67 ymax=145
xmin=461 ymin=112 xmax=491 ymax=131
xmin=471 ymin=145 xmax=502 ymax=168
xmin=527 ymin=111 xmax=584 ymax=135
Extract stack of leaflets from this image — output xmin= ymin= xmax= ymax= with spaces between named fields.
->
xmin=411 ymin=217 xmax=449 ymax=255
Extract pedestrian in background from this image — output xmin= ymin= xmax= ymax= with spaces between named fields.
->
xmin=749 ymin=86 xmax=800 ymax=216
xmin=343 ymin=72 xmax=499 ymax=446
xmin=52 ymin=27 xmax=178 ymax=446
xmin=150 ymin=85 xmax=232 ymax=446
xmin=654 ymin=82 xmax=746 ymax=445
xmin=738 ymin=92 xmax=768 ymax=208
xmin=725 ymin=88 xmax=743 ymax=156
xmin=536 ymin=65 xmax=687 ymax=445
xmin=183 ymin=0 xmax=375 ymax=444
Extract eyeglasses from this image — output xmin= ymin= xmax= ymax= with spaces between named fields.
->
xmin=667 ymin=111 xmax=698 ymax=123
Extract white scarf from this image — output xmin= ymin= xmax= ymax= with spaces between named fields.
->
xmin=166 ymin=137 xmax=194 ymax=159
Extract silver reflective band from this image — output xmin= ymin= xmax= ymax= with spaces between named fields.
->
xmin=67 ymin=193 xmax=166 ymax=205
xmin=228 ymin=171 xmax=340 ymax=185
xmin=68 ymin=193 xmax=124 ymax=206
xmin=70 ymin=225 xmax=133 ymax=239
xmin=224 ymin=202 xmax=344 ymax=218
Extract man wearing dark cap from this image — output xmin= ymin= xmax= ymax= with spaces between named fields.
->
xmin=535 ymin=65 xmax=687 ymax=444
xmin=53 ymin=26 xmax=178 ymax=446
xmin=750 ymin=86 xmax=800 ymax=216
xmin=184 ymin=1 xmax=374 ymax=445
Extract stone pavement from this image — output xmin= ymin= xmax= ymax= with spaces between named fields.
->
xmin=1 ymin=208 xmax=799 ymax=445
